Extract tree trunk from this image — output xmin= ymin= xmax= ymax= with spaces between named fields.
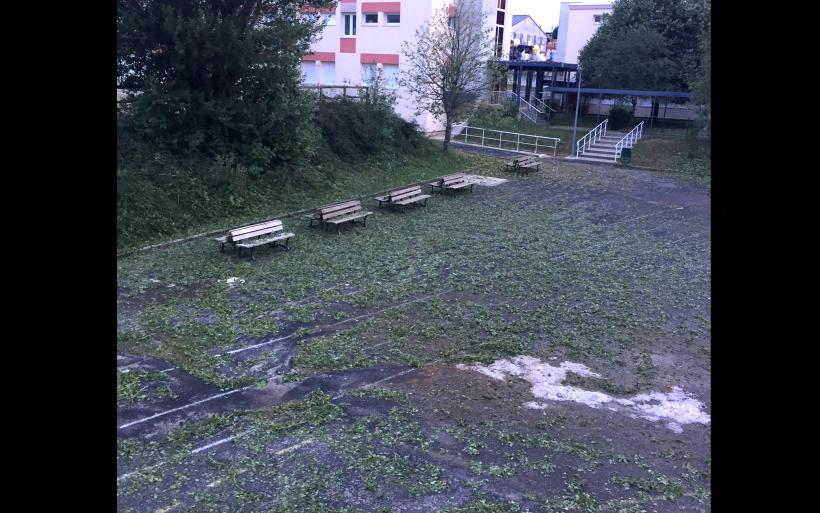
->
xmin=443 ymin=115 xmax=452 ymax=152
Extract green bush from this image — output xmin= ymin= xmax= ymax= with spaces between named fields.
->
xmin=117 ymin=96 xmax=434 ymax=249
xmin=608 ymin=105 xmax=633 ymax=130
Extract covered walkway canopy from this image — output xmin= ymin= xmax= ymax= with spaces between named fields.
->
xmin=545 ymin=87 xmax=689 ymax=98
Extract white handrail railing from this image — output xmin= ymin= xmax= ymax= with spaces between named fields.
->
xmin=614 ymin=121 xmax=645 ymax=160
xmin=575 ymin=119 xmax=609 ymax=157
xmin=528 ymin=95 xmax=557 ymax=114
xmin=489 ymin=90 xmax=544 ymax=122
xmin=453 ymin=124 xmax=560 ymax=156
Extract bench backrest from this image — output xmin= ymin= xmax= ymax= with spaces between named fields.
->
xmin=519 ymin=157 xmax=538 ymax=164
xmin=229 ymin=220 xmax=283 ymax=242
xmin=389 ymin=185 xmax=423 ymax=202
xmin=442 ymin=174 xmax=468 ymax=186
xmin=436 ymin=173 xmax=464 ymax=184
xmin=320 ymin=200 xmax=362 ymax=220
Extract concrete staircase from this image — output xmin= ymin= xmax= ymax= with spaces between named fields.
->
xmin=576 ymin=132 xmax=627 ymax=163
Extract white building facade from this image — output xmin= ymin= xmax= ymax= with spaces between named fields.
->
xmin=302 ymin=1 xmax=514 ymax=132
xmin=555 ymin=1 xmax=613 ymax=65
xmin=511 ymin=15 xmax=549 ymax=49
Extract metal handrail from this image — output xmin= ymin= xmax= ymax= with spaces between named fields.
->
xmin=575 ymin=119 xmax=609 ymax=157
xmin=528 ymin=95 xmax=557 ymax=113
xmin=453 ymin=124 xmax=560 ymax=156
xmin=614 ymin=121 xmax=645 ymax=160
xmin=489 ymin=90 xmax=544 ymax=122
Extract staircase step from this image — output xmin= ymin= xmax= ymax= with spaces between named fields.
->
xmin=583 ymin=150 xmax=617 ymax=157
xmin=571 ymin=156 xmax=618 ymax=164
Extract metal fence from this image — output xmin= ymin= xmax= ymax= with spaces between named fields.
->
xmin=453 ymin=125 xmax=560 ymax=156
xmin=301 ymin=85 xmax=370 ymax=99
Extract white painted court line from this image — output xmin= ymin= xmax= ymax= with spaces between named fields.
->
xmin=118 ymin=366 xmax=418 ymax=482
xmin=220 ymin=289 xmax=453 ymax=357
xmin=118 ymin=386 xmax=254 ymax=429
xmin=191 ymin=435 xmax=240 ymax=454
xmin=117 ymin=461 xmax=164 ymax=483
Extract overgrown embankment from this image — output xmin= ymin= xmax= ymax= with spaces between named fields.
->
xmin=118 ymin=98 xmax=477 ymax=250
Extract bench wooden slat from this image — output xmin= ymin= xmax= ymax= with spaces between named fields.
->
xmin=392 ymin=194 xmax=431 ymax=206
xmin=235 ymin=231 xmax=294 ymax=249
xmin=389 ymin=185 xmax=421 ymax=197
xmin=323 ymin=211 xmax=372 ymax=224
xmin=391 ymin=187 xmax=424 ymax=202
xmin=230 ymin=220 xmax=281 ymax=238
xmin=320 ymin=200 xmax=361 ymax=215
xmin=231 ymin=226 xmax=283 ymax=243
xmin=322 ymin=204 xmax=363 ymax=220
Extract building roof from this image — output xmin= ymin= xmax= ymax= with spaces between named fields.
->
xmin=512 ymin=15 xmax=529 ymax=25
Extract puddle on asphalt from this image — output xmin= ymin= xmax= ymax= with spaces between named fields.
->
xmin=457 ymin=355 xmax=710 ymax=433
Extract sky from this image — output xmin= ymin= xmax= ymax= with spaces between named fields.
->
xmin=510 ymin=0 xmax=561 ymax=32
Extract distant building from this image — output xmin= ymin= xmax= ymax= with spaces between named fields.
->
xmin=555 ymin=1 xmax=613 ymax=65
xmin=511 ymin=15 xmax=550 ymax=48
xmin=302 ymin=1 xmax=513 ymax=132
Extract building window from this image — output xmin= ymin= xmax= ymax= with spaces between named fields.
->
xmin=302 ymin=62 xmax=317 ymax=84
xmin=386 ymin=13 xmax=400 ymax=25
xmin=593 ymin=15 xmax=602 ymax=23
xmin=364 ymin=13 xmax=378 ymax=25
xmin=321 ymin=62 xmax=336 ymax=85
xmin=362 ymin=63 xmax=399 ymax=89
xmin=496 ymin=11 xmax=505 ymax=25
xmin=495 ymin=27 xmax=504 ymax=58
xmin=344 ymin=14 xmax=356 ymax=36
xmin=324 ymin=14 xmax=336 ymax=26
xmin=497 ymin=0 xmax=506 ymax=9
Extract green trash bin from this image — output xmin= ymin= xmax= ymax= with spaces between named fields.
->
xmin=620 ymin=147 xmax=632 ymax=164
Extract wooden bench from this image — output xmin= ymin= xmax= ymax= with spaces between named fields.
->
xmin=214 ymin=220 xmax=294 ymax=259
xmin=428 ymin=173 xmax=464 ymax=194
xmin=505 ymin=156 xmax=541 ymax=173
xmin=309 ymin=200 xmax=373 ymax=233
xmin=437 ymin=173 xmax=475 ymax=194
xmin=374 ymin=185 xmax=431 ymax=212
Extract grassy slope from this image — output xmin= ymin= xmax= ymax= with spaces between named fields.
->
xmin=630 ymin=129 xmax=711 ymax=187
xmin=118 ymin=139 xmax=489 ymax=251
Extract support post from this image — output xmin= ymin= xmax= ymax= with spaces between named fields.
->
xmin=512 ymin=68 xmax=519 ymax=95
xmin=525 ymin=70 xmax=533 ymax=102
xmin=570 ymin=65 xmax=582 ymax=157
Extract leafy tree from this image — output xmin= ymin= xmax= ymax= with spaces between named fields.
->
xmin=581 ymin=25 xmax=677 ymax=91
xmin=117 ymin=0 xmax=336 ymax=167
xmin=689 ymin=21 xmax=710 ymax=135
xmin=400 ymin=0 xmax=501 ymax=152
xmin=579 ymin=0 xmax=710 ymax=92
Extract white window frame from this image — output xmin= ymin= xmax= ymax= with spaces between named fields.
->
xmin=363 ymin=13 xmax=378 ymax=25
xmin=343 ymin=13 xmax=357 ymax=36
xmin=385 ymin=13 xmax=400 ymax=26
